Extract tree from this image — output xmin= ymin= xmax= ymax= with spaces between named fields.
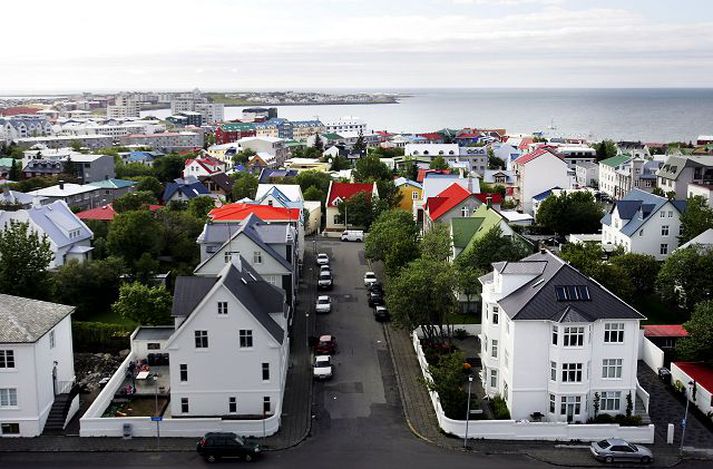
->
xmin=365 ymin=209 xmax=420 ymax=275
xmin=155 ymin=207 xmax=203 ymax=271
xmin=426 ymin=352 xmax=469 ymax=419
xmin=231 ymin=172 xmax=258 ymax=200
xmin=459 ymin=226 xmax=531 ymax=271
xmin=313 ymin=134 xmax=323 ymax=151
xmin=133 ymin=176 xmax=163 ymax=199
xmin=116 ymin=162 xmax=157 ymax=179
xmin=291 ymin=146 xmax=321 ymax=159
xmin=679 ymin=195 xmax=713 ymax=244
xmin=303 ymin=185 xmax=324 ymax=202
xmin=386 ymin=258 xmax=457 ymax=343
xmin=595 ymin=140 xmax=617 ymax=160
xmin=112 ymin=282 xmax=173 ymax=325
xmin=479 ymin=182 xmax=507 ymax=199
xmin=676 ymin=301 xmax=713 ymax=365
xmin=338 ymin=192 xmax=375 ymax=230
xmin=352 ymin=131 xmax=366 ymax=156
xmin=233 ymin=148 xmax=256 ymax=166
xmin=329 ymin=155 xmax=351 ymax=171
xmin=70 ymin=140 xmax=82 ymax=152
xmin=107 ymin=210 xmax=161 ymax=270
xmin=487 ymin=147 xmax=502 ymax=169
xmin=53 ymin=257 xmax=125 ymax=320
xmin=652 ymin=187 xmax=666 ymax=197
xmin=370 ymin=146 xmax=404 ymax=158
xmin=610 ymin=253 xmax=659 ymax=294
xmin=429 ymin=155 xmax=449 ymax=170
xmin=454 ymin=258 xmax=484 ymax=314
xmin=63 ymin=156 xmax=75 ymax=178
xmin=296 ymin=170 xmax=331 ymax=197
xmin=536 ymin=191 xmax=603 ymax=235
xmin=397 ymin=158 xmax=418 ymax=181
xmin=375 ymin=180 xmax=402 ymax=211
xmin=8 ymin=158 xmax=21 ymax=181
xmin=354 ymin=154 xmax=391 ymax=182
xmin=420 ymin=223 xmax=452 ymax=263
xmin=656 ymin=246 xmax=713 ymax=311
xmin=112 ymin=191 xmax=158 ymax=212
xmin=0 ymin=221 xmax=54 ymax=299
xmin=155 ymin=153 xmax=187 ymax=182
xmin=188 ymin=196 xmax=216 ymax=220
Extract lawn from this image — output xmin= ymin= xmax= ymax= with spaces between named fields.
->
xmin=450 ymin=312 xmax=481 ymax=325
xmin=634 ymin=294 xmax=689 ymax=325
xmin=87 ymin=309 xmax=137 ymax=327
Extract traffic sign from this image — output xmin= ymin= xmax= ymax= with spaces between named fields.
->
xmin=151 ymin=416 xmax=162 ymax=422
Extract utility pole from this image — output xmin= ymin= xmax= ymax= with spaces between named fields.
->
xmin=464 ymin=375 xmax=474 ymax=449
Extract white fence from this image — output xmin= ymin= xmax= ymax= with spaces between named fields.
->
xmin=411 ymin=330 xmax=655 ymax=444
xmin=639 ymin=335 xmax=665 ymax=372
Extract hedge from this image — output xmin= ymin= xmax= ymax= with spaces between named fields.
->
xmin=72 ymin=321 xmax=133 ymax=353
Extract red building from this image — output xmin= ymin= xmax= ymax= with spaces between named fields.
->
xmin=215 ymin=122 xmax=256 ymax=145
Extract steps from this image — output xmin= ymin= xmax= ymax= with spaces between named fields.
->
xmin=42 ymin=389 xmax=77 ymax=435
xmin=634 ymin=395 xmax=652 ymax=425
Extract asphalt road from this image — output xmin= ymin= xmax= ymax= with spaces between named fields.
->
xmin=2 ymin=238 xmax=710 ymax=468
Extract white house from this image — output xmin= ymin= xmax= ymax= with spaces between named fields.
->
xmin=324 ymin=181 xmax=379 ymax=233
xmin=182 ymin=156 xmax=225 ymax=179
xmin=601 ymin=188 xmax=687 ymax=260
xmin=512 ymin=148 xmax=570 ymax=214
xmin=479 ymin=250 xmax=646 ymax=422
xmin=0 ymin=200 xmax=93 ymax=268
xmin=0 ymin=294 xmax=77 ymax=437
xmin=166 ymin=258 xmax=289 ymax=419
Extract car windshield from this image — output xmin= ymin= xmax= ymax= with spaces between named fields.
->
xmin=320 ymin=272 xmax=331 ymax=279
xmin=234 ymin=436 xmax=245 ymax=445
xmin=629 ymin=444 xmax=638 ymax=451
xmin=597 ymin=440 xmax=611 ymax=449
xmin=318 ymin=298 xmax=329 ymax=304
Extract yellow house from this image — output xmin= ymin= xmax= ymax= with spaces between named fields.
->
xmin=394 ymin=177 xmax=423 ymax=212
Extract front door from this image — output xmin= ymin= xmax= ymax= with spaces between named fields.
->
xmin=52 ymin=363 xmax=58 ymax=396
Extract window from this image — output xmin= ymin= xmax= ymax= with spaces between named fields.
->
xmin=602 ymin=359 xmax=623 ymax=379
xmin=639 ymin=229 xmax=644 ymax=236
xmin=552 ymin=326 xmax=558 ymax=345
xmin=555 ymin=286 xmax=591 ymax=301
xmin=218 ymin=301 xmax=228 ymax=315
xmin=560 ymin=396 xmax=582 ymax=416
xmin=411 ymin=191 xmax=419 ymax=200
xmin=604 ymin=323 xmax=624 ymax=343
xmin=333 ymin=215 xmax=340 ymax=225
xmin=563 ymin=326 xmax=584 ymax=347
xmin=492 ymin=306 xmax=499 ymax=324
xmin=490 ymin=369 xmax=498 ymax=388
xmin=668 ymin=210 xmax=673 ymax=218
xmin=239 ymin=329 xmax=254 ymax=348
xmin=263 ymin=396 xmax=271 ymax=414
xmin=661 ymin=225 xmax=669 ymax=236
xmin=550 ymin=362 xmax=557 ymax=381
xmin=460 ymin=206 xmax=469 ymax=217
xmin=660 ymin=211 xmax=665 ymax=218
xmin=228 ymin=397 xmax=237 ymax=413
xmin=262 ymin=363 xmax=270 ymax=381
xmin=660 ymin=244 xmax=668 ymax=255
xmin=49 ymin=330 xmax=55 ymax=349
xmin=194 ymin=330 xmax=208 ymax=349
xmin=147 ymin=343 xmax=161 ymax=350
xmin=549 ymin=394 xmax=556 ymax=413
xmin=179 ymin=364 xmax=188 ymax=382
xmin=0 ymin=350 xmax=15 ymax=369
xmin=224 ymin=251 xmax=240 ymax=263
xmin=600 ymin=391 xmax=621 ymax=411
xmin=1 ymin=423 xmax=19 ymax=435
xmin=561 ymin=363 xmax=583 ymax=382
xmin=181 ymin=397 xmax=189 ymax=413
xmin=253 ymin=251 xmax=262 ymax=264
xmin=491 ymin=339 xmax=498 ymax=358
xmin=0 ymin=388 xmax=18 ymax=407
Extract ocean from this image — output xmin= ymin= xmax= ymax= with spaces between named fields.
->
xmin=141 ymin=88 xmax=713 ymax=143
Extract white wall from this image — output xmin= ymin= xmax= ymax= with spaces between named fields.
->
xmin=670 ymin=363 xmax=713 ymax=418
xmin=639 ymin=336 xmax=664 ymax=372
xmin=519 ymin=156 xmax=569 ymax=213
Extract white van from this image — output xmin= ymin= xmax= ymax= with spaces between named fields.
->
xmin=340 ymin=230 xmax=364 ymax=242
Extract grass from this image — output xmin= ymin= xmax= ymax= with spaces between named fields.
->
xmin=87 ymin=309 xmax=137 ymax=327
xmin=450 ymin=312 xmax=481 ymax=325
xmin=634 ymin=293 xmax=688 ymax=325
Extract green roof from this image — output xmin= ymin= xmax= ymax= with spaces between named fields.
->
xmin=0 ymin=158 xmax=16 ymax=168
xmin=220 ymin=122 xmax=255 ymax=131
xmin=322 ymin=133 xmax=343 ymax=140
xmin=457 ymin=205 xmax=508 ymax=256
xmin=88 ymin=178 xmax=137 ymax=189
xmin=451 ymin=218 xmax=484 ymax=249
xmin=599 ymin=154 xmax=631 ymax=168
xmin=285 ymin=141 xmax=305 ymax=148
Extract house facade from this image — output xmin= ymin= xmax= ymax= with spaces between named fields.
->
xmin=423 ymin=183 xmax=502 ymax=233
xmin=479 ymin=251 xmax=645 ymax=422
xmin=601 ymin=188 xmax=686 ymax=260
xmin=512 ymin=148 xmax=570 ymax=214
xmin=324 ymin=181 xmax=379 ymax=233
xmin=599 ymin=155 xmax=659 ymax=200
xmin=657 ymin=155 xmax=713 ymax=199
xmin=0 ymin=294 xmax=77 ymax=437
xmin=394 ymin=177 xmax=422 ymax=213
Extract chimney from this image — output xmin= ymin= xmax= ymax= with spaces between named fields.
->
xmin=467 ymin=175 xmax=473 ymax=193
xmin=486 ymin=196 xmax=493 ymax=208
xmin=59 ymin=180 xmax=64 ymax=191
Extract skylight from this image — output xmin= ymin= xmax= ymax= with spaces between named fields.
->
xmin=554 ymin=285 xmax=591 ymax=301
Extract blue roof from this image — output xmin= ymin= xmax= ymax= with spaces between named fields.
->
xmin=162 ymin=177 xmax=210 ymax=201
xmin=259 ymin=168 xmax=298 ymax=184
xmin=256 ymin=186 xmax=301 ymax=209
xmin=602 ymin=188 xmax=687 ymax=237
xmin=532 ymin=186 xmax=562 ymax=202
xmin=127 ymin=151 xmax=163 ymax=163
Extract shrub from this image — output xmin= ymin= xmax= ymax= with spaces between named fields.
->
xmin=587 ymin=413 xmax=642 ymax=426
xmin=453 ymin=328 xmax=469 ymax=340
xmin=72 ymin=321 xmax=133 ymax=353
xmin=491 ymin=395 xmax=511 ymax=420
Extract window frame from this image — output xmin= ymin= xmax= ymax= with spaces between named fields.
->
xmin=194 ymin=330 xmax=209 ymax=349
xmin=0 ymin=350 xmax=15 ymax=369
xmin=228 ymin=397 xmax=237 ymax=414
xmin=262 ymin=362 xmax=270 ymax=381
xmin=239 ymin=329 xmax=254 ymax=348
xmin=179 ymin=363 xmax=188 ymax=382
xmin=217 ymin=301 xmax=228 ymax=315
xmin=561 ymin=363 xmax=583 ymax=383
xmin=563 ymin=326 xmax=584 ymax=347
xmin=602 ymin=358 xmax=623 ymax=379
xmin=180 ymin=397 xmax=189 ymax=413
xmin=604 ymin=323 xmax=624 ymax=343
xmin=0 ymin=388 xmax=18 ymax=408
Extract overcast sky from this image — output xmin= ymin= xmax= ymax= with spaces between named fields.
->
xmin=2 ymin=0 xmax=713 ymax=92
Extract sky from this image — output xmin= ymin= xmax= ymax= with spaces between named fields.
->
xmin=2 ymin=0 xmax=713 ymax=92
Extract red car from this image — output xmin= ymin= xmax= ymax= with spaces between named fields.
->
xmin=315 ymin=335 xmax=337 ymax=354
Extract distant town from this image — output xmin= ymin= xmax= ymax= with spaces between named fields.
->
xmin=1 ymin=88 xmax=713 ymax=468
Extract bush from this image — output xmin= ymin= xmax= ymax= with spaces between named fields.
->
xmin=491 ymin=395 xmax=511 ymax=420
xmin=587 ymin=413 xmax=642 ymax=426
xmin=72 ymin=321 xmax=133 ymax=353
xmin=453 ymin=328 xmax=469 ymax=340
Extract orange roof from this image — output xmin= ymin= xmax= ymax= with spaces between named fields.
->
xmin=642 ymin=325 xmax=688 ymax=338
xmin=209 ymin=203 xmax=301 ymax=222
xmin=426 ymin=183 xmax=472 ymax=221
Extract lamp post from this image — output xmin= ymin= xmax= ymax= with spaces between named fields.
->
xmin=464 ymin=374 xmax=474 ymax=449
xmin=680 ymin=380 xmax=694 ymax=455
xmin=153 ymin=373 xmax=160 ymax=449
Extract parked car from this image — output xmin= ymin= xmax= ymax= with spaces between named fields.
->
xmin=315 ymin=295 xmax=332 ymax=314
xmin=316 ymin=253 xmax=329 ymax=265
xmin=320 ymin=264 xmax=331 ymax=273
xmin=590 ymin=439 xmax=653 ymax=464
xmin=313 ymin=355 xmax=334 ymax=380
xmin=196 ymin=432 xmax=261 ymax=463
xmin=340 ymin=229 xmax=364 ymax=242
xmin=368 ymin=282 xmax=384 ymax=295
xmin=318 ymin=271 xmax=333 ymax=290
xmin=363 ymin=271 xmax=377 ymax=287
xmin=373 ymin=305 xmax=390 ymax=322
xmin=315 ymin=334 xmax=337 ymax=354
xmin=368 ymin=290 xmax=384 ymax=307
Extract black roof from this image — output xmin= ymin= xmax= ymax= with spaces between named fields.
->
xmin=171 ymin=276 xmax=218 ymax=318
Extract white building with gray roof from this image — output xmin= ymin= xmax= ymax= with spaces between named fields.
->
xmin=0 ymin=294 xmax=77 ymax=437
xmin=479 ymin=250 xmax=648 ymax=423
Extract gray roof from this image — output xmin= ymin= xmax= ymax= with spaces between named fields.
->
xmin=494 ymin=251 xmax=644 ymax=322
xmin=134 ymin=326 xmax=175 ymax=341
xmin=0 ymin=200 xmax=92 ymax=248
xmin=601 ymin=189 xmax=685 ymax=238
xmin=171 ymin=276 xmax=218 ymax=317
xmin=0 ymin=189 xmax=47 ymax=206
xmin=0 ymin=294 xmax=74 ymax=343
xmin=657 ymin=155 xmax=713 ymax=180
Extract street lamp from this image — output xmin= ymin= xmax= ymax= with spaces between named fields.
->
xmin=680 ymin=380 xmax=694 ymax=455
xmin=153 ymin=373 xmax=160 ymax=449
xmin=464 ymin=374 xmax=474 ymax=449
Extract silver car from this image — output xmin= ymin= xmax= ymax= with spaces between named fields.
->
xmin=590 ymin=439 xmax=653 ymax=464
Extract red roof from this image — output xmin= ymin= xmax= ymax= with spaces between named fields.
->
xmin=516 ymin=136 xmax=535 ymax=151
xmin=418 ymin=132 xmax=444 ymax=142
xmin=513 ymin=147 xmax=563 ymax=166
xmin=416 ymin=168 xmax=451 ymax=183
xmin=673 ymin=362 xmax=713 ymax=392
xmin=426 ymin=183 xmax=472 ymax=221
xmin=76 ymin=203 xmax=162 ymax=221
xmin=475 ymin=193 xmax=504 ymax=205
xmin=185 ymin=156 xmax=223 ymax=175
xmin=642 ymin=325 xmax=688 ymax=338
xmin=209 ymin=203 xmax=301 ymax=222
xmin=326 ymin=182 xmax=376 ymax=207
xmin=0 ymin=106 xmax=41 ymax=116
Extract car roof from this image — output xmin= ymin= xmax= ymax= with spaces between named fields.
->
xmin=376 ymin=306 xmax=387 ymax=310
xmin=605 ymin=438 xmax=630 ymax=445
xmin=318 ymin=295 xmax=330 ymax=300
xmin=365 ymin=271 xmax=375 ymax=275
xmin=315 ymin=354 xmax=331 ymax=360
xmin=205 ymin=432 xmax=237 ymax=438
xmin=318 ymin=253 xmax=328 ymax=256
xmin=319 ymin=334 xmax=333 ymax=341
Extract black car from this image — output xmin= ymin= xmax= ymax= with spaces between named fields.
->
xmin=373 ymin=305 xmax=390 ymax=322
xmin=197 ymin=432 xmax=261 ymax=463
xmin=367 ymin=282 xmax=384 ymax=293
xmin=368 ymin=290 xmax=384 ymax=307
